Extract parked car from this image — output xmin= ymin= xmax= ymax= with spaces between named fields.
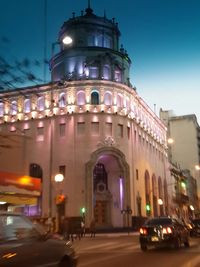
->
xmin=139 ymin=216 xmax=190 ymax=251
xmin=0 ymin=212 xmax=78 ymax=267
xmin=190 ymin=218 xmax=200 ymax=237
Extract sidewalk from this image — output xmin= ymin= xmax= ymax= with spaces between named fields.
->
xmin=83 ymin=231 xmax=139 ymax=238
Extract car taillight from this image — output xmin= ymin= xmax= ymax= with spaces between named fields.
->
xmin=162 ymin=227 xmax=172 ymax=234
xmin=140 ymin=228 xmax=147 ymax=235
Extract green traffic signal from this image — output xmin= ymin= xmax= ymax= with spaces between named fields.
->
xmin=81 ymin=207 xmax=86 ymax=213
xmin=146 ymin=204 xmax=151 ymax=212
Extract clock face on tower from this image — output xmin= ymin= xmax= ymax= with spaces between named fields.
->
xmin=62 ymin=36 xmax=73 ymax=45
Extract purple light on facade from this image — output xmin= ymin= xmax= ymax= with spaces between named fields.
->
xmin=119 ymin=177 xmax=123 ymax=210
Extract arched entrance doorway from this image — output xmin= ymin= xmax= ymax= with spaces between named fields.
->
xmin=85 ymin=147 xmax=130 ymax=229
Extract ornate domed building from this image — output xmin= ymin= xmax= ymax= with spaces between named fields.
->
xmin=0 ymin=3 xmax=168 ymax=229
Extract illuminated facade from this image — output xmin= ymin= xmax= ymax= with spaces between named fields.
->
xmin=0 ymin=4 xmax=168 ymax=228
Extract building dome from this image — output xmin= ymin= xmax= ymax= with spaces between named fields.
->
xmin=50 ymin=4 xmax=131 ymax=86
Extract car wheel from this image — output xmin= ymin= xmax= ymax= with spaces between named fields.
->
xmin=140 ymin=243 xmax=147 ymax=251
xmin=174 ymin=237 xmax=181 ymax=249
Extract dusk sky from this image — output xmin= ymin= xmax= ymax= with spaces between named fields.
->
xmin=0 ymin=0 xmax=200 ymax=121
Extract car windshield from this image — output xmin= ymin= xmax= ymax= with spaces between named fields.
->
xmin=0 ymin=214 xmax=45 ymax=242
xmin=145 ymin=218 xmax=172 ymax=226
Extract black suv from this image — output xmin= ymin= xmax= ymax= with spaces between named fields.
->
xmin=139 ymin=216 xmax=190 ymax=251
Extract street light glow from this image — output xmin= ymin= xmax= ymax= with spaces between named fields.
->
xmin=54 ymin=173 xmax=64 ymax=182
xmin=167 ymin=138 xmax=174 ymax=144
xmin=195 ymin=165 xmax=200 ymax=171
xmin=62 ymin=36 xmax=73 ymax=45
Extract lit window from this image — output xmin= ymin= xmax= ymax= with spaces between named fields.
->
xmin=59 ymin=93 xmax=66 ymax=108
xmin=104 ymin=92 xmax=112 ymax=106
xmin=103 ymin=65 xmax=111 ymax=80
xmin=77 ymin=91 xmax=86 ymax=105
xmin=0 ymin=103 xmax=4 ymax=117
xmin=104 ymin=36 xmax=111 ymax=48
xmin=96 ymin=35 xmax=103 ymax=46
xmin=10 ymin=101 xmax=17 ymax=115
xmin=89 ymin=67 xmax=99 ymax=79
xmin=114 ymin=70 xmax=121 ymax=82
xmin=24 ymin=99 xmax=31 ymax=113
xmin=37 ymin=96 xmax=45 ymax=111
xmin=117 ymin=94 xmax=123 ymax=108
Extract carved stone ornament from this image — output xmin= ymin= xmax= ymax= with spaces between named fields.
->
xmin=98 ymin=136 xmax=116 ymax=147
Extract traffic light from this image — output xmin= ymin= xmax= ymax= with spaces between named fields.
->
xmin=81 ymin=207 xmax=86 ymax=214
xmin=56 ymin=194 xmax=65 ymax=205
xmin=181 ymin=181 xmax=186 ymax=189
xmin=146 ymin=203 xmax=151 ymax=212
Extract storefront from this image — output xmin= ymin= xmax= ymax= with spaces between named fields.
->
xmin=0 ymin=171 xmax=41 ymax=216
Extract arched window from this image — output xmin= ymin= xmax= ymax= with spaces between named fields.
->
xmin=37 ymin=96 xmax=45 ymax=111
xmin=114 ymin=67 xmax=122 ymax=82
xmin=0 ymin=103 xmax=4 ymax=117
xmin=104 ymin=92 xmax=112 ymax=106
xmin=24 ymin=99 xmax=31 ymax=113
xmin=77 ymin=91 xmax=86 ymax=105
xmin=96 ymin=34 xmax=103 ymax=47
xmin=103 ymin=65 xmax=111 ymax=80
xmin=88 ymin=35 xmax=95 ymax=46
xmin=91 ymin=91 xmax=99 ymax=105
xmin=10 ymin=101 xmax=17 ymax=115
xmin=59 ymin=93 xmax=66 ymax=108
xmin=126 ymin=97 xmax=130 ymax=110
xmin=117 ymin=94 xmax=123 ymax=108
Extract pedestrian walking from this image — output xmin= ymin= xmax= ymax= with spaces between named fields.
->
xmin=90 ymin=218 xmax=96 ymax=238
xmin=81 ymin=220 xmax=85 ymax=237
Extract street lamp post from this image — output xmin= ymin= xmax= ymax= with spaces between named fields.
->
xmin=54 ymin=173 xmax=64 ymax=232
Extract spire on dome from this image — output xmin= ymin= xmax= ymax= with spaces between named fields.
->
xmin=85 ymin=0 xmax=93 ymax=15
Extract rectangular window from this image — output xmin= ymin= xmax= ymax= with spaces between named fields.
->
xmin=77 ymin=122 xmax=85 ymax=135
xmin=59 ymin=165 xmax=66 ymax=178
xmin=117 ymin=124 xmax=123 ymax=138
xmin=134 ymin=130 xmax=137 ymax=143
xmin=91 ymin=122 xmax=99 ymax=136
xmin=37 ymin=127 xmax=44 ymax=141
xmin=89 ymin=67 xmax=99 ymax=79
xmin=127 ymin=126 xmax=130 ymax=139
xmin=105 ymin=122 xmax=112 ymax=136
xmin=59 ymin=123 xmax=66 ymax=137
xmin=136 ymin=169 xmax=139 ymax=180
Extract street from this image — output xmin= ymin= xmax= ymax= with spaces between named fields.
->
xmin=73 ymin=233 xmax=200 ymax=267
